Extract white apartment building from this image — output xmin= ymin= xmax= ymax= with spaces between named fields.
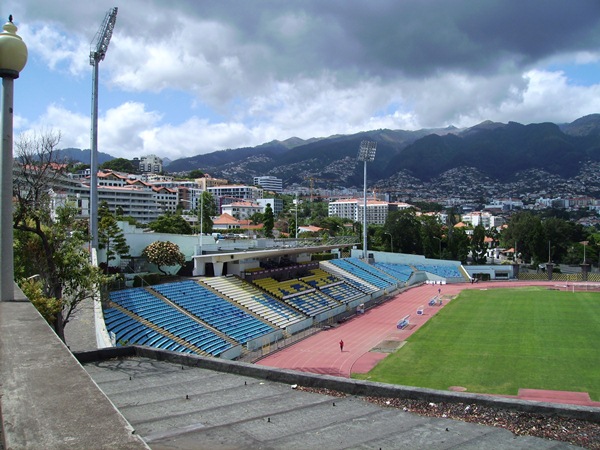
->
xmin=256 ymin=198 xmax=283 ymax=216
xmin=195 ymin=176 xmax=229 ymax=190
xmin=56 ymin=171 xmax=178 ymax=224
xmin=207 ymin=184 xmax=263 ymax=200
xmin=150 ymin=180 xmax=205 ymax=212
xmin=134 ymin=154 xmax=163 ymax=174
xmin=221 ymin=201 xmax=263 ymax=220
xmin=253 ymin=176 xmax=283 ymax=193
xmin=461 ymin=211 xmax=506 ymax=229
xmin=328 ymin=198 xmax=411 ymax=225
xmin=461 ymin=211 xmax=492 ymax=228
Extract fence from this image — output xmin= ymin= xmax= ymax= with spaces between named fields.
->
xmin=518 ymin=272 xmax=600 ymax=282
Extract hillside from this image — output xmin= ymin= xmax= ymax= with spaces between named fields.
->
xmin=164 ymin=115 xmax=600 ymax=188
xmin=58 ymin=115 xmax=600 ymax=193
xmin=55 ymin=148 xmax=114 ymax=165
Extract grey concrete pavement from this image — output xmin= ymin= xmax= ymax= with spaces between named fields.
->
xmin=84 ymin=357 xmax=581 ymax=449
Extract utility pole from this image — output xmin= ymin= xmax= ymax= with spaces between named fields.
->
xmin=89 ymin=7 xmax=117 ymax=251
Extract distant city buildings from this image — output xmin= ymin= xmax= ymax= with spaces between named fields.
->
xmin=221 ymin=201 xmax=262 ymax=220
xmin=207 ymin=184 xmax=263 ymax=201
xmin=256 ymin=198 xmax=283 ymax=216
xmin=328 ymin=198 xmax=412 ymax=225
xmin=461 ymin=211 xmax=505 ymax=229
xmin=133 ymin=154 xmax=163 ymax=174
xmin=253 ymin=176 xmax=283 ymax=193
xmin=37 ymin=151 xmax=600 ymax=233
xmin=54 ymin=170 xmax=178 ymax=224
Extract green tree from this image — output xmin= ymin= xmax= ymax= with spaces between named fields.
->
xmin=249 ymin=212 xmax=264 ymax=225
xmin=68 ymin=162 xmax=90 ymax=174
xmin=142 ymin=241 xmax=186 ymax=275
xmin=287 ymin=216 xmax=297 ymax=237
xmin=386 ymin=209 xmax=422 ymax=254
xmin=315 ymin=216 xmax=345 ymax=236
xmin=309 ymin=200 xmax=328 ymax=222
xmin=198 ymin=191 xmax=215 ymax=234
xmin=542 ymin=217 xmax=586 ymax=264
xmin=188 ymin=169 xmax=204 ymax=179
xmin=471 ymin=224 xmax=488 ymax=264
xmin=419 ymin=214 xmax=444 ymax=258
xmin=500 ymin=211 xmax=544 ymax=264
xmin=98 ymin=201 xmax=130 ymax=271
xmin=149 ymin=212 xmax=193 ymax=234
xmin=19 ymin=277 xmax=63 ymax=325
xmin=100 ymin=157 xmax=136 ymax=173
xmin=13 ymin=131 xmax=107 ymax=341
xmin=448 ymin=226 xmax=470 ymax=264
xmin=263 ymin=203 xmax=275 ymax=237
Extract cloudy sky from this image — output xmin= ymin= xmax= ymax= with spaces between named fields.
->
xmin=4 ymin=0 xmax=600 ymax=161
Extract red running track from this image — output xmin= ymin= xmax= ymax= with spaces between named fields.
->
xmin=257 ymin=280 xmax=600 ymax=406
xmin=257 ymin=281 xmax=559 ymax=378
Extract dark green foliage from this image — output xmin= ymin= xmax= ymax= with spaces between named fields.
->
xmin=100 ymin=157 xmax=137 ymax=173
xmin=198 ymin=191 xmax=215 ymax=234
xmin=98 ymin=202 xmax=130 ymax=270
xmin=385 ymin=209 xmax=423 ymax=255
xmin=149 ymin=212 xmax=193 ymax=235
xmin=263 ymin=203 xmax=274 ymax=237
xmin=500 ymin=211 xmax=588 ymax=265
xmin=470 ymin=225 xmax=488 ymax=264
xmin=188 ymin=169 xmax=204 ymax=178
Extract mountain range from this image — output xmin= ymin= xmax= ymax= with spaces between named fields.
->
xmin=60 ymin=114 xmax=600 ymax=195
xmin=164 ymin=114 xmax=600 ymax=191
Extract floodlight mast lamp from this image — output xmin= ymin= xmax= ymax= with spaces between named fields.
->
xmin=0 ymin=16 xmax=27 ymax=301
xmin=89 ymin=7 xmax=117 ymax=251
xmin=357 ymin=140 xmax=377 ymax=260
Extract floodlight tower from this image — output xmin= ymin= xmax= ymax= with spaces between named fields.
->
xmin=357 ymin=140 xmax=377 ymax=260
xmin=89 ymin=7 xmax=117 ymax=250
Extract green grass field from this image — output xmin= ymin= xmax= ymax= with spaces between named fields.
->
xmin=353 ymin=287 xmax=600 ymax=400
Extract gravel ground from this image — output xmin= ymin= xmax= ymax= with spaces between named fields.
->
xmin=296 ymin=387 xmax=600 ymax=449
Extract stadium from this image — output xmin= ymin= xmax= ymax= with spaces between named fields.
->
xmin=91 ymin=241 xmax=600 ymax=448
xmin=3 ymin=239 xmax=600 ymax=448
xmin=101 ymin=240 xmax=471 ymax=360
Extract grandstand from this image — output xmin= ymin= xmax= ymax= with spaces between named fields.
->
xmin=104 ymin=308 xmax=195 ymax=354
xmin=200 ymin=276 xmax=308 ymax=331
xmin=102 ymin=249 xmax=473 ymax=359
xmin=372 ymin=262 xmax=414 ymax=283
xmin=108 ymin=288 xmax=233 ymax=356
xmin=252 ymin=277 xmax=342 ymax=317
xmin=300 ymin=268 xmax=364 ymax=303
xmin=151 ymin=280 xmax=278 ymax=345
xmin=324 ymin=258 xmax=398 ymax=290
xmin=414 ymin=263 xmax=466 ymax=281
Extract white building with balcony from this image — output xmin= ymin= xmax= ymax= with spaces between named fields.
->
xmin=328 ymin=198 xmax=411 ymax=225
xmin=221 ymin=201 xmax=263 ymax=220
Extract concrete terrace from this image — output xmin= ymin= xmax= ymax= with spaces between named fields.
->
xmin=2 ymin=277 xmax=599 ymax=448
xmin=80 ymin=350 xmax=585 ymax=450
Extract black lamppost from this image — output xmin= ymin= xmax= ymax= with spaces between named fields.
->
xmin=0 ymin=16 xmax=27 ymax=301
xmin=433 ymin=236 xmax=442 ymax=259
xmin=384 ymin=232 xmax=393 ymax=253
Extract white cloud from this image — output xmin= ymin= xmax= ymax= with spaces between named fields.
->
xmin=19 ymin=23 xmax=89 ymax=76
xmin=6 ymin=0 xmax=600 ymax=162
